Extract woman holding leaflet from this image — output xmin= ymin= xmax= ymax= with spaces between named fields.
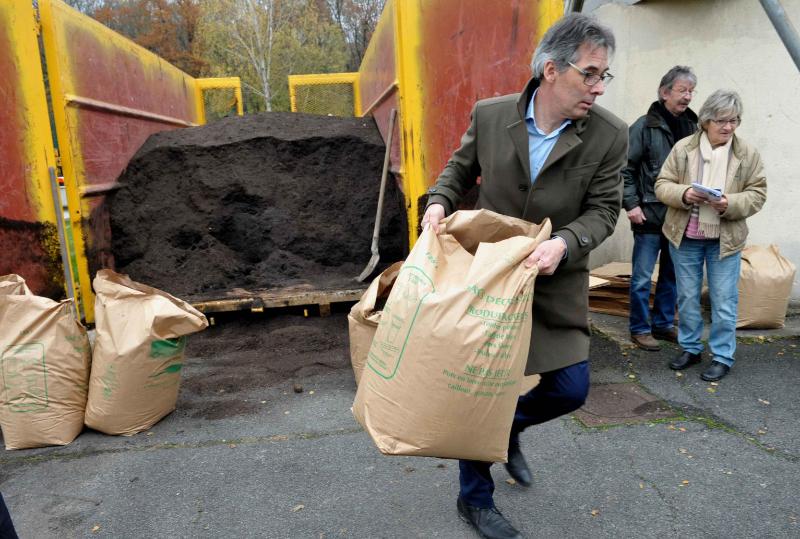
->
xmin=655 ymin=90 xmax=766 ymax=381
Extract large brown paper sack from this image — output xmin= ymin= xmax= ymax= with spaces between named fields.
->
xmin=353 ymin=209 xmax=551 ymax=462
xmin=349 ymin=264 xmax=541 ymax=393
xmin=737 ymin=245 xmax=796 ymax=329
xmin=0 ymin=275 xmax=91 ymax=450
xmin=348 ymin=262 xmax=404 ymax=385
xmin=85 ymin=270 xmax=208 ymax=435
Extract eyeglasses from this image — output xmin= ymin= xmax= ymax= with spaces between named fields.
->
xmin=671 ymin=87 xmax=695 ymax=97
xmin=710 ymin=118 xmax=740 ymax=127
xmin=568 ymin=62 xmax=614 ymax=86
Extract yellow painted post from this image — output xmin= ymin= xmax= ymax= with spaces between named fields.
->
xmin=394 ymin=0 xmax=425 ymax=248
xmin=2 ymin=0 xmax=66 ymax=294
xmin=234 ymin=86 xmax=244 ymax=115
xmin=353 ymin=78 xmax=362 ymax=117
xmin=289 ymin=79 xmax=298 ymax=112
xmin=38 ymin=0 xmax=92 ymax=320
xmin=195 ymin=81 xmax=207 ymax=125
xmin=6 ymin=0 xmax=58 ymax=224
xmin=537 ymin=0 xmax=564 ymax=39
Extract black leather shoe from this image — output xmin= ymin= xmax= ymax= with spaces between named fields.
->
xmin=669 ymin=350 xmax=702 ymax=370
xmin=701 ymin=361 xmax=730 ymax=381
xmin=504 ymin=444 xmax=532 ymax=487
xmin=457 ymin=497 xmax=523 ymax=539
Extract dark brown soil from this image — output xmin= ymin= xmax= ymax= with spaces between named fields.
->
xmin=109 ymin=112 xmax=407 ymax=299
xmin=179 ymin=309 xmax=351 ymax=420
xmin=0 ymin=218 xmax=64 ymax=299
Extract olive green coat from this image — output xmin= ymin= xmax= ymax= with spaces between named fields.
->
xmin=426 ymin=78 xmax=628 ymax=374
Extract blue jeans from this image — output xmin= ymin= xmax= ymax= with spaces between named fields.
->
xmin=669 ymin=239 xmax=741 ymax=367
xmin=630 ymin=232 xmax=677 ymax=335
xmin=458 ymin=361 xmax=590 ymax=508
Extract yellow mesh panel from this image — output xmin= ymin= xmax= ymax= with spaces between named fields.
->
xmin=293 ymin=82 xmax=354 ymax=116
xmin=203 ymin=87 xmax=240 ymax=122
xmin=288 ymin=73 xmax=359 ymax=117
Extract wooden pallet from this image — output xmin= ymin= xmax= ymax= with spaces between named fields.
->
xmin=189 ymin=283 xmax=368 ymax=316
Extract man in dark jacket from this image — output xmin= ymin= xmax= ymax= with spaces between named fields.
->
xmin=623 ymin=66 xmax=697 ymax=351
xmin=423 ymin=14 xmax=627 ymax=539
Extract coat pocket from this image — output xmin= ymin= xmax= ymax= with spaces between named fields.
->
xmin=564 ymin=161 xmax=600 ymax=183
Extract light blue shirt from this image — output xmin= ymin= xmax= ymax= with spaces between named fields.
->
xmin=525 ymin=89 xmax=571 ymax=183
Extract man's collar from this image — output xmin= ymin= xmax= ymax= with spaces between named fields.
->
xmin=517 ymin=77 xmax=589 ymax=134
xmin=526 ymin=88 xmax=571 ymax=137
xmin=646 ymin=100 xmax=698 ymax=128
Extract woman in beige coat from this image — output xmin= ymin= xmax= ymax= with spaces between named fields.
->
xmin=655 ymin=90 xmax=766 ymax=381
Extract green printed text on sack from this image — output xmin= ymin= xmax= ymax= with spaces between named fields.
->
xmin=464 ymin=364 xmax=512 ymax=379
xmin=150 ymin=337 xmax=186 ymax=359
xmin=466 ymin=304 xmax=527 ymax=322
xmin=466 ymin=285 xmax=532 ymax=306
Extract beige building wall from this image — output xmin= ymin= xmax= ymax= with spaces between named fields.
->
xmin=585 ymin=0 xmax=800 ymax=298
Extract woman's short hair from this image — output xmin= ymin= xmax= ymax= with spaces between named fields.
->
xmin=698 ymin=90 xmax=744 ymax=129
xmin=657 ymin=66 xmax=697 ymax=100
xmin=530 ymin=14 xmax=616 ymax=78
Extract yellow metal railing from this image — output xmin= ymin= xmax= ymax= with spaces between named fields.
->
xmin=196 ymin=77 xmax=244 ymax=124
xmin=288 ymin=72 xmax=361 ymax=116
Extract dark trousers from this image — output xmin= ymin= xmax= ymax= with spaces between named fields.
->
xmin=458 ymin=360 xmax=590 ymax=508
xmin=629 ymin=232 xmax=677 ymax=335
xmin=0 ymin=493 xmax=18 ymax=539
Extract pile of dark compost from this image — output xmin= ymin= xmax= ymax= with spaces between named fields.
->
xmin=110 ymin=112 xmax=407 ymax=298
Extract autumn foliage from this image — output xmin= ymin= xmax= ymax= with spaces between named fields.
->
xmin=66 ymin=0 xmax=385 ymax=113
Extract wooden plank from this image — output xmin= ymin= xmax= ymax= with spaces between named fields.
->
xmin=189 ymin=284 xmax=368 ymax=314
xmin=192 ymin=297 xmax=261 ymax=313
xmin=255 ymin=287 xmax=366 ymax=308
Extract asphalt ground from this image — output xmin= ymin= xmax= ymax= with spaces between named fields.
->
xmin=1 ymin=309 xmax=798 ymax=538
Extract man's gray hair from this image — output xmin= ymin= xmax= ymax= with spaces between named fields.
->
xmin=530 ymin=13 xmax=616 ymax=78
xmin=698 ymin=89 xmax=744 ymax=128
xmin=658 ymin=66 xmax=697 ymax=99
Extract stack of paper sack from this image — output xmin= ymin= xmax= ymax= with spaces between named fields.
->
xmin=588 ymin=262 xmax=658 ymax=317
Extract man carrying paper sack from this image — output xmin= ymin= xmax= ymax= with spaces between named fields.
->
xmin=420 ymin=13 xmax=627 ymax=538
xmin=353 ymin=209 xmax=551 ymax=465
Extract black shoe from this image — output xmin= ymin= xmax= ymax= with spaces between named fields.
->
xmin=669 ymin=350 xmax=702 ymax=370
xmin=701 ymin=361 xmax=730 ymax=381
xmin=504 ymin=444 xmax=532 ymax=487
xmin=457 ymin=497 xmax=523 ymax=539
